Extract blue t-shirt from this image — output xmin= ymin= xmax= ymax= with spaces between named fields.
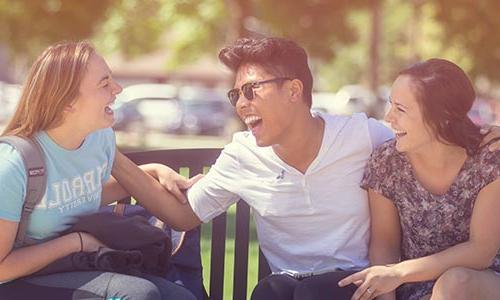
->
xmin=0 ymin=128 xmax=116 ymax=241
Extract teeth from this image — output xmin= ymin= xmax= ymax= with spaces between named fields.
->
xmin=244 ymin=115 xmax=262 ymax=126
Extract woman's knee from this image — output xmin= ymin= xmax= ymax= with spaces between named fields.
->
xmin=105 ymin=273 xmax=162 ymax=300
xmin=432 ymin=267 xmax=472 ymax=300
xmin=142 ymin=275 xmax=196 ymax=300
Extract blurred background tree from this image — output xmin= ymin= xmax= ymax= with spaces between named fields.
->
xmin=433 ymin=0 xmax=500 ymax=84
xmin=2 ymin=0 xmax=500 ymax=95
xmin=0 ymin=0 xmax=116 ymax=58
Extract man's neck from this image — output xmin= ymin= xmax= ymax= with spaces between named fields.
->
xmin=272 ymin=112 xmax=325 ymax=174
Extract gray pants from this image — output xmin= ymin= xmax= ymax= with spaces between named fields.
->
xmin=0 ymin=271 xmax=196 ymax=300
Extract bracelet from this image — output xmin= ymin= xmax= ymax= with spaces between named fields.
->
xmin=76 ymin=232 xmax=83 ymax=252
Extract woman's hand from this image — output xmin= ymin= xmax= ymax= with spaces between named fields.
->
xmin=338 ymin=265 xmax=403 ymax=300
xmin=480 ymin=125 xmax=500 ymax=150
xmin=144 ymin=163 xmax=204 ymax=203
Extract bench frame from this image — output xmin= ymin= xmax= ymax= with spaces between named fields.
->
xmin=123 ymin=148 xmax=271 ymax=300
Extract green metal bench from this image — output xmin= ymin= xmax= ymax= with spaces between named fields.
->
xmin=122 ymin=148 xmax=271 ymax=300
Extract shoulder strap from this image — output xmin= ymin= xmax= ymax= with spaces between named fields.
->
xmin=0 ymin=136 xmax=47 ymax=248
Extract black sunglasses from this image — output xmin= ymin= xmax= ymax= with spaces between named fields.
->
xmin=227 ymin=77 xmax=292 ymax=106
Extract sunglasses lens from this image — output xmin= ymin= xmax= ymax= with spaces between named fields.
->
xmin=227 ymin=89 xmax=239 ymax=106
xmin=242 ymin=83 xmax=254 ymax=101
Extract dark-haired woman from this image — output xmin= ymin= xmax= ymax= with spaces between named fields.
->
xmin=339 ymin=58 xmax=499 ymax=300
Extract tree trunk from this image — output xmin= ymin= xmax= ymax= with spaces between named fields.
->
xmin=369 ymin=0 xmax=382 ymax=114
xmin=225 ymin=0 xmax=251 ymax=42
xmin=409 ymin=0 xmax=424 ymax=62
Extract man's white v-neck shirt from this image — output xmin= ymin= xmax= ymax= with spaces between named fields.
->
xmin=188 ymin=112 xmax=393 ymax=276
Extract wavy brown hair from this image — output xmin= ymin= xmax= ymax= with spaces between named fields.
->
xmin=399 ymin=58 xmax=484 ymax=155
xmin=2 ymin=41 xmax=95 ymax=138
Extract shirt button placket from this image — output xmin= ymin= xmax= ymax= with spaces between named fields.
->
xmin=302 ymin=177 xmax=312 ymax=205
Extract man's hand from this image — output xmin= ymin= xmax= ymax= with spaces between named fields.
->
xmin=480 ymin=125 xmax=500 ymax=151
xmin=143 ymin=163 xmax=204 ymax=203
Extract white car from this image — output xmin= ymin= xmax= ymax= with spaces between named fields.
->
xmin=113 ymin=84 xmax=183 ymax=133
xmin=0 ymin=82 xmax=21 ymax=124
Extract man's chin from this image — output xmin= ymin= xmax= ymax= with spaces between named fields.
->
xmin=254 ymin=136 xmax=271 ymax=147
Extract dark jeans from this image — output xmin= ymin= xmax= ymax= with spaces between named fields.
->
xmin=251 ymin=270 xmax=358 ymax=300
xmin=0 ymin=271 xmax=196 ymax=300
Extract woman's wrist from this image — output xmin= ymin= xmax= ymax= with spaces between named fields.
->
xmin=76 ymin=232 xmax=83 ymax=252
xmin=391 ymin=262 xmax=409 ymax=284
xmin=72 ymin=232 xmax=83 ymax=253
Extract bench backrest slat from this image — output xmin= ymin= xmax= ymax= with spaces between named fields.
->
xmin=258 ymin=248 xmax=272 ymax=281
xmin=233 ymin=201 xmax=250 ymax=299
xmin=210 ymin=212 xmax=226 ymax=300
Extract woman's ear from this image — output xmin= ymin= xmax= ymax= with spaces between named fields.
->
xmin=63 ymin=103 xmax=75 ymax=113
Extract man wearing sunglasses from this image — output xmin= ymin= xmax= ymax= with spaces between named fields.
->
xmin=111 ymin=37 xmax=391 ymax=300
xmin=186 ymin=37 xmax=394 ymax=300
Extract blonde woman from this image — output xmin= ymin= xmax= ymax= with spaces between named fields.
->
xmin=0 ymin=41 xmax=195 ymax=299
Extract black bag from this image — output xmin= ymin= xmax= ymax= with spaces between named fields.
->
xmin=105 ymin=205 xmax=205 ymax=300
xmin=33 ymin=212 xmax=173 ymax=278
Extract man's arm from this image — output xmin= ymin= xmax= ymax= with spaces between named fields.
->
xmin=111 ymin=150 xmax=201 ymax=231
xmin=367 ymin=118 xmax=394 ymax=151
xmin=480 ymin=125 xmax=500 ymax=150
xmin=101 ymin=163 xmax=195 ymax=206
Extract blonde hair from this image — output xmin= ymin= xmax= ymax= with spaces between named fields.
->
xmin=2 ymin=41 xmax=95 ymax=137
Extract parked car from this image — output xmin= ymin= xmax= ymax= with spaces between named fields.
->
xmin=113 ymin=84 xmax=239 ymax=136
xmin=113 ymin=84 xmax=182 ymax=134
xmin=311 ymin=92 xmax=337 ymax=114
xmin=0 ymin=82 xmax=21 ymax=124
xmin=176 ymin=86 xmax=237 ymax=136
xmin=313 ymin=85 xmax=388 ymax=119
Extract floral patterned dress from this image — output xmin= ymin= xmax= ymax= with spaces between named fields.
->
xmin=361 ymin=139 xmax=500 ymax=300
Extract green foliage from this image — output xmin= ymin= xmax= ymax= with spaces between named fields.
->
xmin=432 ymin=0 xmax=500 ymax=81
xmin=255 ymin=0 xmax=369 ymax=61
xmin=0 ymin=0 xmax=116 ymax=59
xmin=162 ymin=0 xmax=228 ymax=69
xmin=3 ymin=0 xmax=500 ymax=86
xmin=94 ymin=0 xmax=170 ymax=58
xmin=314 ymin=10 xmax=370 ymax=91
xmin=94 ymin=0 xmax=228 ymax=69
xmin=317 ymin=0 xmax=500 ymax=91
